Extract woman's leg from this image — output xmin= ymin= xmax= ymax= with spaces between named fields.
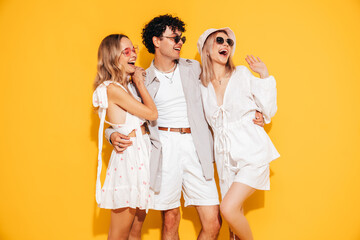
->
xmin=229 ymin=228 xmax=241 ymax=240
xmin=128 ymin=209 xmax=146 ymax=240
xmin=108 ymin=207 xmax=136 ymax=240
xmin=220 ymin=182 xmax=256 ymax=240
xmin=229 ymin=207 xmax=244 ymax=240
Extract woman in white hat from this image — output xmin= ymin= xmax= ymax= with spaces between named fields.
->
xmin=197 ymin=28 xmax=280 ymax=240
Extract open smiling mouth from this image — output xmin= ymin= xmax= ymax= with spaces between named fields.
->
xmin=219 ymin=49 xmax=228 ymax=56
xmin=174 ymin=47 xmax=181 ymax=52
xmin=128 ymin=60 xmax=136 ymax=66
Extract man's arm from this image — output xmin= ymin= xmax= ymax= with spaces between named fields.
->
xmin=105 ymin=127 xmax=132 ymax=153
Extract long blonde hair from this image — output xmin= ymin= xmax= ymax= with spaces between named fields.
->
xmin=200 ymin=30 xmax=235 ymax=87
xmin=93 ymin=34 xmax=129 ymax=89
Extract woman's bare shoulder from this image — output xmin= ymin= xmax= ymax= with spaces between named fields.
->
xmin=106 ymin=82 xmax=128 ymax=98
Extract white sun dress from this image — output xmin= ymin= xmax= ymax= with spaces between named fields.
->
xmin=93 ymin=80 xmax=154 ymax=211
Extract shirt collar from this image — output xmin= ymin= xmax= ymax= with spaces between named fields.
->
xmin=147 ymin=59 xmax=181 ymax=85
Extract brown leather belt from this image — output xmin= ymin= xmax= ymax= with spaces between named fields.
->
xmin=158 ymin=127 xmax=191 ymax=134
xmin=128 ymin=123 xmax=149 ymax=137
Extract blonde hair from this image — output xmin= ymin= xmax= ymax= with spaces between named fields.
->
xmin=200 ymin=30 xmax=235 ymax=87
xmin=93 ymin=34 xmax=129 ymax=89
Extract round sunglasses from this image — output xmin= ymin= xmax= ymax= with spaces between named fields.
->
xmin=121 ymin=46 xmax=138 ymax=57
xmin=215 ymin=36 xmax=234 ymax=47
xmin=162 ymin=35 xmax=186 ymax=44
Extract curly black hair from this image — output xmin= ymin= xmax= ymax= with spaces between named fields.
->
xmin=141 ymin=14 xmax=186 ymax=54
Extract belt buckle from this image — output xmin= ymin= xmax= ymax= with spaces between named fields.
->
xmin=179 ymin=128 xmax=186 ymax=134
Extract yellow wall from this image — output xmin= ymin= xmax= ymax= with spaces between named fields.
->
xmin=1 ymin=0 xmax=360 ymax=239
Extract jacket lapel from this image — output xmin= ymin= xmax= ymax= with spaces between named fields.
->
xmin=146 ymin=61 xmax=160 ymax=99
xmin=179 ymin=60 xmax=191 ymax=101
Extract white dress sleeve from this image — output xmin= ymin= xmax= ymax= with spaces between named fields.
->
xmin=245 ymin=67 xmax=278 ymax=123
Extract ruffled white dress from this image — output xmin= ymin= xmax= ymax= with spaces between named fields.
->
xmin=200 ymin=66 xmax=280 ymax=196
xmin=93 ymin=80 xmax=154 ymax=211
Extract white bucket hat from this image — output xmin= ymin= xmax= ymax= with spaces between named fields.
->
xmin=197 ymin=27 xmax=236 ymax=57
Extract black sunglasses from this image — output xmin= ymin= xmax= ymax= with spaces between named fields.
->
xmin=215 ymin=36 xmax=234 ymax=46
xmin=163 ymin=35 xmax=186 ymax=44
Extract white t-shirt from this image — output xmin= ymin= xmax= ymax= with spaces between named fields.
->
xmin=154 ymin=66 xmax=190 ymax=128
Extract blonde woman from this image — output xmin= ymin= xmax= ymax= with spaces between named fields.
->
xmin=93 ymin=34 xmax=157 ymax=240
xmin=197 ymin=28 xmax=280 ymax=240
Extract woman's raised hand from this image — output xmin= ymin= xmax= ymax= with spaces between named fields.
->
xmin=132 ymin=66 xmax=146 ymax=85
xmin=245 ymin=55 xmax=269 ymax=79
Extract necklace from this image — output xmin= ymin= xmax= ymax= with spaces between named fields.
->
xmin=215 ymin=75 xmax=230 ymax=85
xmin=216 ymin=78 xmax=225 ymax=85
xmin=154 ymin=63 xmax=177 ymax=84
